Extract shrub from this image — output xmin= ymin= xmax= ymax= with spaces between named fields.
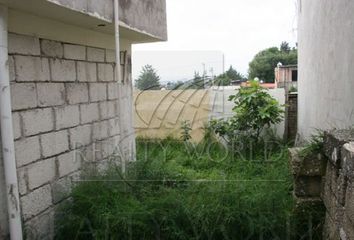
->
xmin=211 ymin=80 xmax=284 ymax=148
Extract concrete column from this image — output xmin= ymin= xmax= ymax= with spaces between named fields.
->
xmin=0 ymin=5 xmax=23 ymax=240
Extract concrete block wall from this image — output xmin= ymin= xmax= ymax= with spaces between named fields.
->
xmin=5 ymin=32 xmax=133 ymax=239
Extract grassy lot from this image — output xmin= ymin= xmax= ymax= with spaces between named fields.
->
xmin=55 ymin=138 xmax=319 ymax=239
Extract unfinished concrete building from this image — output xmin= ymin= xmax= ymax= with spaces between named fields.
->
xmin=0 ymin=0 xmax=167 ymax=238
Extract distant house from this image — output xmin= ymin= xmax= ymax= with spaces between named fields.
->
xmin=241 ymin=81 xmax=276 ymax=89
xmin=230 ymin=80 xmax=243 ymax=86
xmin=274 ymin=64 xmax=298 ymax=90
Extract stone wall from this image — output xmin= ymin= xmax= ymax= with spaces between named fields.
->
xmin=5 ymin=32 xmax=133 ymax=238
xmin=322 ymin=130 xmax=354 ymax=239
xmin=289 ymin=146 xmax=326 ymax=238
xmin=290 ymin=129 xmax=354 ymax=239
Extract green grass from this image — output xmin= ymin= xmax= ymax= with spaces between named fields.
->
xmin=55 ymin=138 xmax=320 ymax=240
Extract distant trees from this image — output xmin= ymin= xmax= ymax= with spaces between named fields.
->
xmin=214 ymin=66 xmax=246 ymax=86
xmin=248 ymin=42 xmax=297 ymax=83
xmin=135 ymin=65 xmax=161 ymax=90
xmin=189 ymin=71 xmax=206 ymax=89
xmin=214 ymin=74 xmax=231 ymax=86
xmin=166 ymin=80 xmax=185 ymax=90
xmin=280 ymin=41 xmax=291 ymax=53
xmin=225 ymin=66 xmax=245 ymax=81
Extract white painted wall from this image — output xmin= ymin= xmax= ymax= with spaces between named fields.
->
xmin=210 ymin=86 xmax=286 ymax=137
xmin=298 ymin=0 xmax=354 ymax=140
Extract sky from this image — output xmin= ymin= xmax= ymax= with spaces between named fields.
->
xmin=132 ymin=0 xmax=298 ymax=84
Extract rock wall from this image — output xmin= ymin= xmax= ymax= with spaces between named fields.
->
xmin=4 ymin=32 xmax=134 ymax=239
xmin=289 ymin=146 xmax=326 ymax=238
xmin=290 ymin=129 xmax=354 ymax=239
xmin=322 ymin=130 xmax=354 ymax=239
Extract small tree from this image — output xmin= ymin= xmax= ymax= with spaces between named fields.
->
xmin=135 ymin=65 xmax=161 ymax=90
xmin=211 ymin=80 xmax=284 ymax=145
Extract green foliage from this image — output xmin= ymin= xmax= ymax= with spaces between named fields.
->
xmin=211 ymin=80 xmax=284 ymax=147
xmin=248 ymin=42 xmax=297 ymax=83
xmin=201 ymin=122 xmax=218 ymax=143
xmin=289 ymin=86 xmax=298 ymax=93
xmin=299 ymin=131 xmax=325 ymax=158
xmin=225 ymin=65 xmax=246 ymax=81
xmin=213 ymin=73 xmax=231 ymax=86
xmin=135 ymin=65 xmax=161 ymax=90
xmin=291 ymin=202 xmax=325 ymax=240
xmin=166 ymin=80 xmax=186 ymax=90
xmin=189 ymin=71 xmax=205 ymax=89
xmin=214 ymin=66 xmax=246 ymax=86
xmin=56 ymin=138 xmax=298 ymax=239
xmin=180 ymin=121 xmax=192 ymax=142
xmin=280 ymin=41 xmax=291 ymax=53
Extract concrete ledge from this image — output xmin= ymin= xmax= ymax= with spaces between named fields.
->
xmin=324 ymin=129 xmax=354 ymax=166
xmin=289 ymin=147 xmax=326 ymax=177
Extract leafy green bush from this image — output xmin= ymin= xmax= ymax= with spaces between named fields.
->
xmin=211 ymin=80 xmax=284 ymax=149
xmin=55 ymin=138 xmax=303 ymax=240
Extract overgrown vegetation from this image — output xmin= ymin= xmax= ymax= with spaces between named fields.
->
xmin=55 ymin=79 xmax=321 ymax=239
xmin=56 ymin=136 xmax=297 ymax=239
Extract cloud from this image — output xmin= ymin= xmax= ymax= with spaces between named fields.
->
xmin=132 ymin=0 xmax=298 ymax=81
